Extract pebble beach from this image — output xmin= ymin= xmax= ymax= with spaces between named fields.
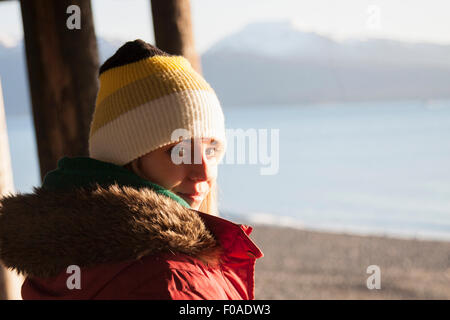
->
xmin=250 ymin=225 xmax=450 ymax=299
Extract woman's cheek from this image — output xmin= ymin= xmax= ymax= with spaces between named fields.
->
xmin=161 ymin=162 xmax=186 ymax=185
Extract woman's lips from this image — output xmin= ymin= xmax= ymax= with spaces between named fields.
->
xmin=178 ymin=192 xmax=205 ymax=202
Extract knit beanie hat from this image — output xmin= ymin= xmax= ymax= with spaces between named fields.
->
xmin=88 ymin=39 xmax=226 ymax=166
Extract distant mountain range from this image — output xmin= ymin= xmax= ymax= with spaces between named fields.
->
xmin=202 ymin=21 xmax=450 ymax=106
xmin=2 ymin=21 xmax=450 ymax=114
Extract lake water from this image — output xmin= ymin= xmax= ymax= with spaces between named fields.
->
xmin=6 ymin=100 xmax=450 ymax=241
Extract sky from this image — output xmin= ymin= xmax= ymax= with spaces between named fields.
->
xmin=0 ymin=0 xmax=450 ymax=53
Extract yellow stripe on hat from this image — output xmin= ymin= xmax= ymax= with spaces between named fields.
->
xmin=91 ymin=55 xmax=215 ymax=136
xmin=96 ymin=55 xmax=193 ymax=106
xmin=91 ymin=74 xmax=214 ymax=136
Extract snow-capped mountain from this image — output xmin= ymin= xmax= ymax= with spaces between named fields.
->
xmin=206 ymin=20 xmax=450 ymax=68
xmin=2 ymin=21 xmax=450 ymax=115
xmin=0 ymin=33 xmax=20 ymax=49
xmin=202 ymin=21 xmax=450 ymax=106
xmin=206 ymin=21 xmax=336 ymax=59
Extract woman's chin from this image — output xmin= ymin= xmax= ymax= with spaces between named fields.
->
xmin=187 ymin=201 xmax=201 ymax=210
xmin=177 ymin=193 xmax=202 ymax=209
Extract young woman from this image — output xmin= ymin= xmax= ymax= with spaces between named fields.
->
xmin=0 ymin=40 xmax=263 ymax=299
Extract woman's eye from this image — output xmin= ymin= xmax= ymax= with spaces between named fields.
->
xmin=167 ymin=143 xmax=221 ymax=159
xmin=206 ymin=147 xmax=216 ymax=156
xmin=206 ymin=146 xmax=222 ymax=158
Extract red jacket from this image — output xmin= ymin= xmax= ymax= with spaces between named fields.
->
xmin=0 ymin=183 xmax=263 ymax=299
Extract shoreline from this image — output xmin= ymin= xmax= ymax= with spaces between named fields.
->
xmin=249 ymin=224 xmax=450 ymax=299
xmin=249 ymin=222 xmax=450 ymax=244
xmin=222 ymin=212 xmax=450 ymax=244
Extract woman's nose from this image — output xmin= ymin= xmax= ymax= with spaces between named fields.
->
xmin=188 ymin=146 xmax=215 ymax=181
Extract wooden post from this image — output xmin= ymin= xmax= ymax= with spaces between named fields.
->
xmin=150 ymin=0 xmax=202 ymax=73
xmin=19 ymin=0 xmax=99 ymax=180
xmin=0 ymin=77 xmax=23 ymax=300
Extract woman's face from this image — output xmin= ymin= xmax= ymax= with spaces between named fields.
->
xmin=130 ymin=138 xmax=224 ymax=210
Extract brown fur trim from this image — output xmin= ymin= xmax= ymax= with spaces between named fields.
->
xmin=0 ymin=184 xmax=223 ymax=278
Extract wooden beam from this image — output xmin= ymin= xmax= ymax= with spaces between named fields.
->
xmin=19 ymin=0 xmax=99 ymax=180
xmin=150 ymin=0 xmax=202 ymax=73
xmin=0 ymin=77 xmax=23 ymax=300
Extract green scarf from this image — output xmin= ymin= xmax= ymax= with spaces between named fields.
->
xmin=42 ymin=156 xmax=191 ymax=209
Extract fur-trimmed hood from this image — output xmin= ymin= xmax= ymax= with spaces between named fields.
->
xmin=0 ymin=183 xmax=222 ymax=279
xmin=0 ymin=157 xmax=224 ymax=279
